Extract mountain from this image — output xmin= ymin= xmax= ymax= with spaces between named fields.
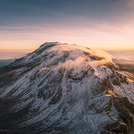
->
xmin=0 ymin=59 xmax=14 ymax=68
xmin=113 ymin=59 xmax=134 ymax=82
xmin=0 ymin=42 xmax=134 ymax=134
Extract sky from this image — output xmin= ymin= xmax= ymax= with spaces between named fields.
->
xmin=0 ymin=0 xmax=134 ymax=58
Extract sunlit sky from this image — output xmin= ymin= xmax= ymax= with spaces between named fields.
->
xmin=0 ymin=0 xmax=134 ymax=58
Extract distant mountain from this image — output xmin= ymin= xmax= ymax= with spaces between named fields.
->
xmin=0 ymin=42 xmax=134 ymax=134
xmin=112 ymin=59 xmax=134 ymax=82
xmin=0 ymin=59 xmax=14 ymax=68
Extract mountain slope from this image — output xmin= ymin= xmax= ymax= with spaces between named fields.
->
xmin=0 ymin=42 xmax=134 ymax=134
xmin=0 ymin=59 xmax=14 ymax=68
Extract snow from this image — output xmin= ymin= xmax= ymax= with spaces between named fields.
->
xmin=0 ymin=42 xmax=134 ymax=133
xmin=113 ymin=82 xmax=134 ymax=104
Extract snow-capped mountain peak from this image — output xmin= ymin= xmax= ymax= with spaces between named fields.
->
xmin=0 ymin=42 xmax=134 ymax=134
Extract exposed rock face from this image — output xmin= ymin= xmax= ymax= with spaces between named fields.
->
xmin=0 ymin=42 xmax=134 ymax=134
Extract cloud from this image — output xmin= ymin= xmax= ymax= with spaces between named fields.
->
xmin=92 ymin=50 xmax=112 ymax=61
xmin=126 ymin=0 xmax=134 ymax=7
